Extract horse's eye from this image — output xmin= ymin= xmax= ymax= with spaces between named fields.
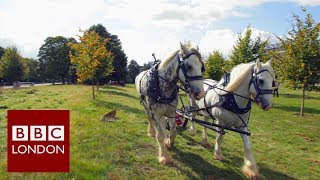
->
xmin=187 ymin=65 xmax=192 ymax=70
xmin=259 ymin=79 xmax=264 ymax=84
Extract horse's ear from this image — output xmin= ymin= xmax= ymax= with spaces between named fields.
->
xmin=180 ymin=42 xmax=189 ymax=55
xmin=266 ymin=60 xmax=272 ymax=66
xmin=196 ymin=45 xmax=199 ymax=51
xmin=255 ymin=58 xmax=262 ymax=70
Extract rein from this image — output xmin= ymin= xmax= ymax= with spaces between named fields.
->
xmin=249 ymin=69 xmax=274 ymax=105
xmin=179 ymin=67 xmax=274 ymax=130
xmin=143 ymin=51 xmax=204 ymax=104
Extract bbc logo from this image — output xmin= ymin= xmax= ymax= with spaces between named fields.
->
xmin=12 ymin=126 xmax=64 ymax=141
xmin=8 ymin=110 xmax=70 ymax=172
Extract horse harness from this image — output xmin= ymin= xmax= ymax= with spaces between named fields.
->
xmin=193 ymin=67 xmax=274 ymax=129
xmin=140 ymin=51 xmax=205 ymax=104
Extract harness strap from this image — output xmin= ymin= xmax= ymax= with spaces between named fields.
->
xmin=146 ymin=63 xmax=179 ymax=104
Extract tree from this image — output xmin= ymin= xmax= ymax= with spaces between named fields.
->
xmin=89 ymin=24 xmax=127 ymax=83
xmin=0 ymin=47 xmax=27 ymax=84
xmin=69 ymin=30 xmax=113 ymax=99
xmin=271 ymin=8 xmax=320 ymax=116
xmin=0 ymin=46 xmax=4 ymax=59
xmin=127 ymin=60 xmax=140 ymax=83
xmin=229 ymin=27 xmax=268 ymax=69
xmin=38 ymin=36 xmax=76 ymax=84
xmin=204 ymin=50 xmax=226 ymax=79
xmin=141 ymin=61 xmax=153 ymax=72
xmin=24 ymin=58 xmax=41 ymax=82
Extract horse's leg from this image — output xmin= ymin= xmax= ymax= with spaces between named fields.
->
xmin=153 ymin=114 xmax=171 ymax=164
xmin=240 ymin=128 xmax=259 ymax=179
xmin=201 ymin=117 xmax=211 ymax=148
xmin=142 ymin=104 xmax=156 ymax=137
xmin=189 ymin=121 xmax=196 ymax=136
xmin=214 ymin=130 xmax=224 ymax=161
xmin=148 ymin=118 xmax=156 ymax=137
xmin=164 ymin=115 xmax=176 ymax=149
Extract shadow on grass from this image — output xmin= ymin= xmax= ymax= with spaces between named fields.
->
xmin=171 ymin=147 xmax=244 ymax=179
xmin=99 ymin=89 xmax=139 ymax=100
xmin=177 ymin=128 xmax=295 ymax=179
xmin=272 ymin=104 xmax=320 ymax=115
xmin=221 ymin=154 xmax=295 ymax=179
xmin=94 ymin=99 xmax=145 ymax=115
xmin=100 ymin=85 xmax=127 ymax=92
xmin=280 ymin=93 xmax=320 ymax=100
xmin=258 ymin=163 xmax=297 ymax=180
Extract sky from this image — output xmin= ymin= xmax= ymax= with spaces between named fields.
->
xmin=0 ymin=0 xmax=319 ymax=65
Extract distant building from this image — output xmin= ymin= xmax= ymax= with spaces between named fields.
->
xmin=265 ymin=43 xmax=285 ymax=53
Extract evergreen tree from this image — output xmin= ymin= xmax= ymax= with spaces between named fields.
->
xmin=204 ymin=50 xmax=226 ymax=80
xmin=229 ymin=27 xmax=268 ymax=69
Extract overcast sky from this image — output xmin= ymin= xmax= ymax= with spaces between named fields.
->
xmin=0 ymin=0 xmax=319 ymax=65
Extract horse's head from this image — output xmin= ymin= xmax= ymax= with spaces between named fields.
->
xmin=249 ymin=59 xmax=275 ymax=111
xmin=178 ymin=43 xmax=205 ymax=100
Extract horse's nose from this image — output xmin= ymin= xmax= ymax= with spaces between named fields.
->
xmin=194 ymin=88 xmax=204 ymax=100
xmin=194 ymin=91 xmax=199 ymax=98
xmin=263 ymin=103 xmax=272 ymax=111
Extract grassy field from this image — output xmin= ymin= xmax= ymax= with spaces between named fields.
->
xmin=0 ymin=84 xmax=319 ymax=179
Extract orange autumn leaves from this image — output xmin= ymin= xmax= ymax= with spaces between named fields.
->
xmin=69 ymin=30 xmax=113 ymax=83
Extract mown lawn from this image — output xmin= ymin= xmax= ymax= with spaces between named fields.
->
xmin=0 ymin=84 xmax=319 ymax=179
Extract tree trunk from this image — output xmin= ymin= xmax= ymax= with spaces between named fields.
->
xmin=96 ymin=78 xmax=100 ymax=91
xmin=300 ymin=85 xmax=305 ymax=117
xmin=92 ymin=77 xmax=95 ymax=99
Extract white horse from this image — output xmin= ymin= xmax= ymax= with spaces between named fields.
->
xmin=188 ymin=59 xmax=275 ymax=178
xmin=135 ymin=43 xmax=205 ymax=164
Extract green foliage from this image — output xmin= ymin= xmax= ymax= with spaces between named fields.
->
xmin=270 ymin=8 xmax=320 ymax=116
xmin=204 ymin=50 xmax=226 ymax=79
xmin=127 ymin=60 xmax=140 ymax=83
xmin=272 ymin=9 xmax=320 ymax=90
xmin=229 ymin=27 xmax=268 ymax=69
xmin=0 ymin=46 xmax=4 ymax=59
xmin=89 ymin=24 xmax=128 ymax=83
xmin=69 ymin=30 xmax=113 ymax=99
xmin=0 ymin=47 xmax=27 ymax=84
xmin=24 ymin=58 xmax=41 ymax=82
xmin=38 ymin=36 xmax=76 ymax=84
xmin=69 ymin=30 xmax=113 ymax=82
xmin=141 ymin=62 xmax=153 ymax=71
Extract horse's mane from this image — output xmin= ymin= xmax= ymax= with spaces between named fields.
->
xmin=224 ymin=63 xmax=255 ymax=92
xmin=158 ymin=50 xmax=179 ymax=70
xmin=158 ymin=48 xmax=202 ymax=70
xmin=224 ymin=61 xmax=275 ymax=92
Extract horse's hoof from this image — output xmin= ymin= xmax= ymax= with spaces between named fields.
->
xmin=214 ymin=153 xmax=224 ymax=161
xmin=164 ymin=139 xmax=174 ymax=149
xmin=201 ymin=140 xmax=212 ymax=148
xmin=159 ymin=156 xmax=171 ymax=165
xmin=242 ymin=165 xmax=260 ymax=180
xmin=188 ymin=129 xmax=196 ymax=136
xmin=147 ymin=133 xmax=155 ymax=137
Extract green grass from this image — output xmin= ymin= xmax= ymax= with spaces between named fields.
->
xmin=0 ymin=84 xmax=319 ymax=179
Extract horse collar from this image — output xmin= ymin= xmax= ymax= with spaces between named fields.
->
xmin=220 ymin=93 xmax=252 ymax=114
xmin=146 ymin=63 xmax=179 ymax=104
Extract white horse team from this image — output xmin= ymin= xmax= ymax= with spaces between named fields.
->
xmin=135 ymin=43 xmax=275 ymax=179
